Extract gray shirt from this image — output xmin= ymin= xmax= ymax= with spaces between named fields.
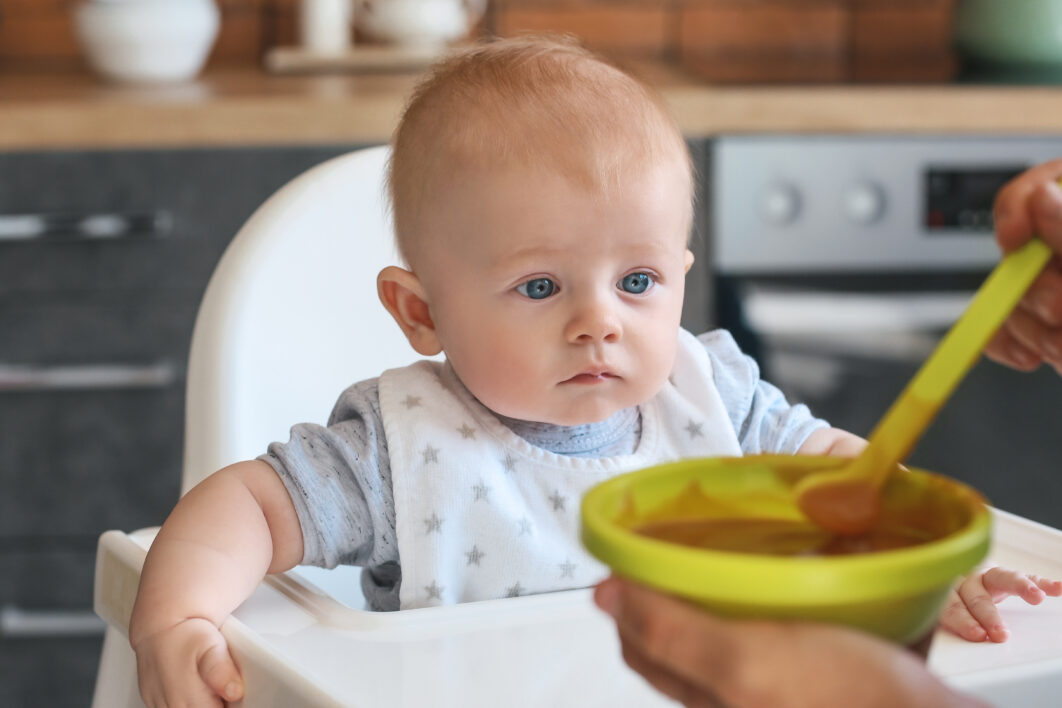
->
xmin=260 ymin=329 xmax=828 ymax=611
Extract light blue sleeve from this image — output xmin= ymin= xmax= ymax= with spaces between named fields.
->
xmin=698 ymin=329 xmax=830 ymax=455
xmin=257 ymin=378 xmax=398 ymax=572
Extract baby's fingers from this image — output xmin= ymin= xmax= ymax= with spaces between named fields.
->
xmin=198 ymin=641 xmax=244 ymax=703
xmin=1031 ymin=574 xmax=1062 ymax=597
xmin=982 ymin=566 xmax=1050 ymax=605
xmin=938 ymin=589 xmax=999 ymax=643
xmin=955 ymin=570 xmax=1014 ymax=643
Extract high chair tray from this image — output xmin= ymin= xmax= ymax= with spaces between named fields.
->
xmin=95 ymin=508 xmax=1062 ymax=707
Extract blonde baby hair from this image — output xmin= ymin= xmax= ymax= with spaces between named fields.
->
xmin=387 ymin=34 xmax=693 ymax=265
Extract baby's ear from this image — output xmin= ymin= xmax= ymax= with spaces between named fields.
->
xmin=377 ymin=266 xmax=442 ymax=356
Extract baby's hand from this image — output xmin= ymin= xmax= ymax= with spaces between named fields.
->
xmin=133 ymin=617 xmax=244 ymax=707
xmin=938 ymin=566 xmax=1062 ymax=642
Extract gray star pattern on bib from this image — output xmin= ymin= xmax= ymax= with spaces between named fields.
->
xmin=473 ymin=481 xmax=491 ymax=502
xmin=424 ymin=513 xmax=443 ymax=534
xmin=506 ymin=581 xmax=524 ymax=598
xmin=516 ymin=517 xmax=533 ymax=536
xmin=421 ymin=444 xmax=439 ymax=464
xmin=685 ymin=419 xmax=704 ymax=438
xmin=548 ymin=490 xmax=567 ymax=512
xmin=403 ymin=395 xmax=422 ymax=409
xmin=558 ymin=559 xmax=577 ymax=579
xmin=465 ymin=545 xmax=485 ymax=566
xmin=501 ymin=453 xmax=518 ymax=474
xmin=425 ymin=581 xmax=444 ymax=601
xmin=457 ymin=423 xmax=477 ymax=439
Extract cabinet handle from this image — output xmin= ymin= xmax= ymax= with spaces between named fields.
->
xmin=0 ymin=361 xmax=178 ymax=391
xmin=0 ymin=210 xmax=173 ymax=241
xmin=0 ymin=604 xmax=106 ymax=638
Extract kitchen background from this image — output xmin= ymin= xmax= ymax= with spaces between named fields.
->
xmin=4 ymin=1 xmax=1062 ymax=706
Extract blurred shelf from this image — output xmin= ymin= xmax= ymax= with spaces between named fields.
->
xmin=4 ymin=59 xmax=1062 ymax=149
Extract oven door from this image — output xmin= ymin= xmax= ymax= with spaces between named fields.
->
xmin=718 ymin=278 xmax=1062 ymax=530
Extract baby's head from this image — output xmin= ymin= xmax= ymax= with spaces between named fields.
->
xmin=379 ymin=35 xmax=696 ymax=426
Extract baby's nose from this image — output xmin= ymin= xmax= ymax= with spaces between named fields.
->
xmin=565 ymin=298 xmax=621 ymax=343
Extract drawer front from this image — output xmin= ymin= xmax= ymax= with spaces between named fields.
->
xmin=0 ymin=146 xmax=360 ymax=296
xmin=0 ymin=389 xmax=183 ymax=537
xmin=0 ymin=635 xmax=103 ymax=708
xmin=0 ymin=292 xmax=199 ymax=365
xmin=0 ymin=546 xmax=98 ymax=611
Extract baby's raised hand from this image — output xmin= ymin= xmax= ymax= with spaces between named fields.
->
xmin=938 ymin=566 xmax=1062 ymax=642
xmin=133 ymin=617 xmax=244 ymax=707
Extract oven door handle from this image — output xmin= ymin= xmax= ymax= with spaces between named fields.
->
xmin=742 ymin=290 xmax=977 ymax=361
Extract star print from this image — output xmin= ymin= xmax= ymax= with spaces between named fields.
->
xmin=501 ymin=453 xmax=518 ymax=474
xmin=685 ymin=419 xmax=704 ymax=439
xmin=506 ymin=581 xmax=524 ymax=598
xmin=473 ymin=481 xmax=491 ymax=502
xmin=558 ymin=559 xmax=577 ymax=579
xmin=457 ymin=423 xmax=477 ymax=439
xmin=425 ymin=581 xmax=444 ymax=601
xmin=548 ymin=490 xmax=567 ymax=511
xmin=465 ymin=544 xmax=485 ymax=566
xmin=423 ymin=513 xmax=443 ymax=534
xmin=402 ymin=395 xmax=422 ymax=409
xmin=516 ymin=517 xmax=533 ymax=536
xmin=421 ymin=444 xmax=439 ymax=464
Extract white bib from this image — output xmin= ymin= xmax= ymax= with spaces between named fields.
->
xmin=379 ymin=329 xmax=742 ymax=609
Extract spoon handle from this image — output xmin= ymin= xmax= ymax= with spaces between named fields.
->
xmin=866 ymin=238 xmax=1052 ymax=474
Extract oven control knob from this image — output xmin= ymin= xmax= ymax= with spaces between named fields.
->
xmin=844 ymin=182 xmax=886 ymax=224
xmin=759 ymin=182 xmax=802 ymax=225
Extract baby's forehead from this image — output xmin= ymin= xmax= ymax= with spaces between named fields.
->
xmin=389 ymin=38 xmax=691 ymax=263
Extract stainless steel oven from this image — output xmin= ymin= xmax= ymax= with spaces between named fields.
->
xmin=710 ymin=136 xmax=1062 ymax=529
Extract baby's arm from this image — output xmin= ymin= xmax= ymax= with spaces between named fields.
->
xmin=796 ymin=426 xmax=868 ymax=458
xmin=128 ymin=459 xmax=303 ymax=707
xmin=939 ymin=566 xmax=1062 ymax=642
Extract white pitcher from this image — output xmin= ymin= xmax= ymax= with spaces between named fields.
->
xmin=356 ymin=0 xmax=487 ymax=47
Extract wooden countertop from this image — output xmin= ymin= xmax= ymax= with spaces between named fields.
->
xmin=5 ymin=61 xmax=1062 ymax=150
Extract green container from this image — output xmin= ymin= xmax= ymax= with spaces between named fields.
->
xmin=581 ymin=455 xmax=991 ymax=645
xmin=956 ymin=0 xmax=1062 ymax=67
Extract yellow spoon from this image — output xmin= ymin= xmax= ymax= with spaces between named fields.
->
xmin=795 ymin=238 xmax=1053 ymax=535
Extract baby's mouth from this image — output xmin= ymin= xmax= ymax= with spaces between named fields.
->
xmin=562 ymin=370 xmax=618 ymax=385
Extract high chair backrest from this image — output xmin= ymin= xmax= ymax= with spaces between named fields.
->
xmin=181 ymin=145 xmax=421 ymax=494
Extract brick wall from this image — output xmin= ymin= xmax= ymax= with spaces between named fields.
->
xmin=0 ymin=0 xmax=957 ymax=82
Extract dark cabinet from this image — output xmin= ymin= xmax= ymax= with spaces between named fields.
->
xmin=0 ymin=145 xmax=363 ymax=708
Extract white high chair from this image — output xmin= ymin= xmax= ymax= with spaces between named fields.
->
xmin=92 ymin=145 xmax=1062 ymax=707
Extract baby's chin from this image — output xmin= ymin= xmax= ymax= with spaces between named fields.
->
xmin=499 ymin=402 xmax=629 ymax=428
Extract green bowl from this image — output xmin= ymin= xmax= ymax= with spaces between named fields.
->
xmin=581 ymin=455 xmax=991 ymax=645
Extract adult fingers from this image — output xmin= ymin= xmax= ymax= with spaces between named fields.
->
xmin=595 ymin=578 xmax=742 ymax=697
xmin=1027 ymin=180 xmax=1062 ymax=256
xmin=198 ymin=641 xmax=244 ymax=703
xmin=995 ymin=305 xmax=1062 ymax=372
xmin=616 ymin=635 xmax=725 ymax=708
xmin=994 ymin=159 xmax=1062 ymax=252
xmin=984 ymin=327 xmax=1042 ymax=371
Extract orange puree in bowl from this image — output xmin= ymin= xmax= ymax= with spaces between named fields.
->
xmin=635 ymin=517 xmax=936 ymax=556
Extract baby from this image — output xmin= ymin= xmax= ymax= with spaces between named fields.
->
xmin=129 ymin=36 xmax=1059 ymax=706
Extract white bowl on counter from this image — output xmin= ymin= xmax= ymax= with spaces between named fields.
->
xmin=74 ymin=0 xmax=220 ymax=84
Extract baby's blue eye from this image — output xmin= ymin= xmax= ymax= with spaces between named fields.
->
xmin=516 ymin=277 xmax=556 ymax=300
xmin=619 ymin=273 xmax=653 ymax=294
